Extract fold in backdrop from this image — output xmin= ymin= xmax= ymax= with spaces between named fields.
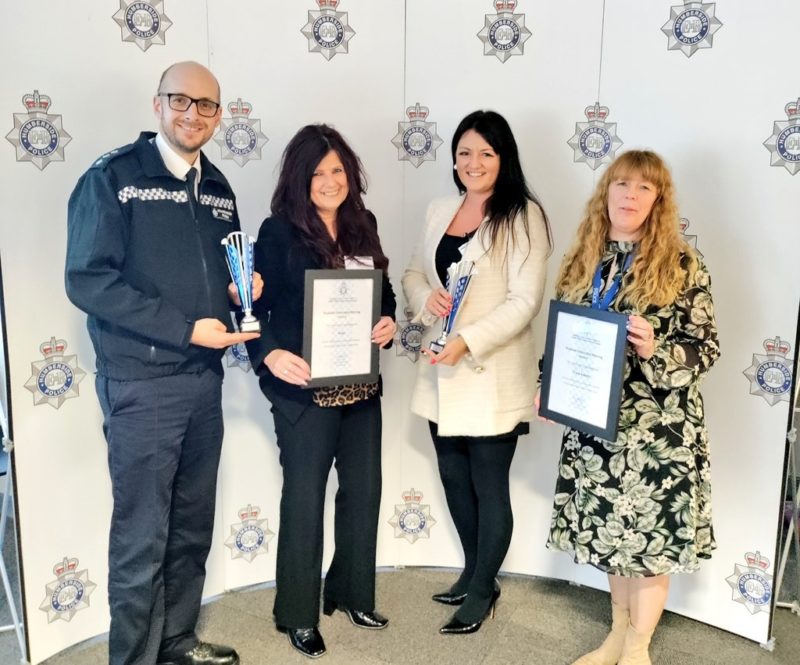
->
xmin=0 ymin=2 xmax=797 ymax=662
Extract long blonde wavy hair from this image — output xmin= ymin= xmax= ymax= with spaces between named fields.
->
xmin=556 ymin=150 xmax=695 ymax=311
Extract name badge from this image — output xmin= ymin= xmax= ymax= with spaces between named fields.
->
xmin=344 ymin=256 xmax=374 ymax=270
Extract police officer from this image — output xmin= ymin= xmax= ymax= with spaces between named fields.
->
xmin=65 ymin=61 xmax=261 ymax=665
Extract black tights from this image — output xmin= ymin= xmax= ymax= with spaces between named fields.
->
xmin=429 ymin=421 xmax=518 ymax=622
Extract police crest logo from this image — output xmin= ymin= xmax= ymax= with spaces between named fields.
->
xmin=391 ymin=103 xmax=444 ymax=168
xmin=388 ymin=488 xmax=437 ymax=544
xmin=661 ymin=1 xmax=722 ymax=58
xmin=24 ymin=337 xmax=86 ymax=409
xmin=763 ymin=98 xmax=800 ymax=176
xmin=6 ymin=90 xmax=72 ymax=171
xmin=226 ymin=342 xmax=252 ymax=373
xmin=567 ymin=102 xmax=624 ymax=171
xmin=301 ymin=0 xmax=355 ymax=61
xmin=39 ymin=557 xmax=97 ymax=623
xmin=213 ymin=98 xmax=269 ymax=168
xmin=224 ymin=505 xmax=275 ymax=562
xmin=112 ymin=0 xmax=172 ymax=51
xmin=743 ymin=337 xmax=794 ymax=406
xmin=477 ymin=0 xmax=531 ymax=63
xmin=679 ymin=218 xmax=703 ymax=258
xmin=725 ymin=551 xmax=773 ymax=615
xmin=395 ymin=315 xmax=425 ymax=363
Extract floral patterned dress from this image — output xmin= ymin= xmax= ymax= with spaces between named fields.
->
xmin=546 ymin=241 xmax=720 ymax=577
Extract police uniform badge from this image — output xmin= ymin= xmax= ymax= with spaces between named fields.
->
xmin=388 ymin=488 xmax=437 ymax=544
xmin=6 ymin=90 xmax=71 ymax=171
xmin=763 ymin=98 xmax=800 ymax=176
xmin=24 ymin=337 xmax=86 ymax=409
xmin=226 ymin=342 xmax=252 ymax=373
xmin=224 ymin=505 xmax=275 ymax=562
xmin=39 ymin=556 xmax=97 ymax=623
xmin=743 ymin=337 xmax=794 ymax=406
xmin=661 ymin=2 xmax=722 ymax=58
xmin=477 ymin=1 xmax=531 ymax=63
xmin=395 ymin=318 xmax=425 ymax=363
xmin=391 ymin=103 xmax=444 ymax=168
xmin=725 ymin=551 xmax=773 ymax=615
xmin=112 ymin=0 xmax=172 ymax=51
xmin=679 ymin=218 xmax=703 ymax=258
xmin=213 ymin=98 xmax=269 ymax=168
xmin=301 ymin=0 xmax=355 ymax=61
xmin=567 ymin=102 xmax=623 ymax=171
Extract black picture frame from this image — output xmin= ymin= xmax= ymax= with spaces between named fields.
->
xmin=539 ymin=300 xmax=629 ymax=441
xmin=302 ymin=268 xmax=381 ymax=388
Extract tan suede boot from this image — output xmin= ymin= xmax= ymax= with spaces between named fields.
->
xmin=618 ymin=623 xmax=654 ymax=665
xmin=571 ymin=602 xmax=630 ymax=665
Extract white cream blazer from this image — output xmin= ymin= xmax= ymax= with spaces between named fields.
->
xmin=402 ymin=195 xmax=552 ymax=436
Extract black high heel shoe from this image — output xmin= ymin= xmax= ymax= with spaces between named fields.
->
xmin=439 ymin=584 xmax=501 ymax=635
xmin=431 ymin=590 xmax=467 ymax=605
xmin=276 ymin=625 xmax=326 ymax=659
xmin=323 ymin=599 xmax=389 ymax=630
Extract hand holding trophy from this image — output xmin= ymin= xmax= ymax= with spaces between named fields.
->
xmin=222 ymin=231 xmax=261 ymax=333
xmin=429 ymin=259 xmax=476 ymax=353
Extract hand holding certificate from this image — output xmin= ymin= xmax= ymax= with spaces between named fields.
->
xmin=538 ymin=300 xmax=628 ymax=440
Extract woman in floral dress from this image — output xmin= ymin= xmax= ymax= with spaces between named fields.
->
xmin=540 ymin=151 xmax=720 ymax=665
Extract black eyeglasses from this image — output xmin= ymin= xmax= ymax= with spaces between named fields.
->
xmin=159 ymin=92 xmax=220 ymax=117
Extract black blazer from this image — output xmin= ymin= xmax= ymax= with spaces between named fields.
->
xmin=245 ymin=213 xmax=396 ymax=423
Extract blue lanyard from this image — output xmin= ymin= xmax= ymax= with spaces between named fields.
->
xmin=591 ymin=252 xmax=633 ymax=310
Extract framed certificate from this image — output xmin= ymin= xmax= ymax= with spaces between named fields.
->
xmin=539 ymin=300 xmax=628 ymax=441
xmin=302 ymin=268 xmax=381 ymax=388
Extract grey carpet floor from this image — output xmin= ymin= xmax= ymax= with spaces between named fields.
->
xmin=1 ymin=566 xmax=798 ymax=665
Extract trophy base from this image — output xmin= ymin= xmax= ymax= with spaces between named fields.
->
xmin=428 ymin=340 xmax=445 ymax=354
xmin=240 ymin=318 xmax=261 ymax=333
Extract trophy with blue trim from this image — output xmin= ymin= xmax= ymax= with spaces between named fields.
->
xmin=222 ymin=231 xmax=260 ymax=333
xmin=429 ymin=260 xmax=476 ymax=353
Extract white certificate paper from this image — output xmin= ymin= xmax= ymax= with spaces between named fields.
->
xmin=309 ymin=277 xmax=374 ymax=380
xmin=547 ymin=311 xmax=619 ymax=428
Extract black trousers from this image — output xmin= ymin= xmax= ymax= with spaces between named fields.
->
xmin=97 ymin=370 xmax=223 ymax=665
xmin=272 ymin=396 xmax=382 ymax=628
xmin=429 ymin=421 xmax=518 ymax=622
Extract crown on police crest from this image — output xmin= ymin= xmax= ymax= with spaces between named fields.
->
xmin=494 ymin=0 xmax=517 ymax=12
xmin=23 ymin=90 xmax=52 ymax=113
xmin=763 ymin=337 xmax=790 ymax=357
xmin=228 ymin=98 xmax=252 ymax=118
xmin=40 ymin=337 xmax=67 ymax=359
xmin=53 ymin=556 xmax=79 ymax=578
xmin=585 ymin=102 xmax=609 ymax=122
xmin=402 ymin=488 xmax=423 ymax=503
xmin=238 ymin=504 xmax=261 ymax=521
xmin=744 ymin=551 xmax=770 ymax=570
xmin=317 ymin=0 xmax=339 ymax=9
xmin=784 ymin=99 xmax=800 ymax=119
xmin=406 ymin=103 xmax=429 ymax=121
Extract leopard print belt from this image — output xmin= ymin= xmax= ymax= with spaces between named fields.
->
xmin=312 ymin=382 xmax=379 ymax=407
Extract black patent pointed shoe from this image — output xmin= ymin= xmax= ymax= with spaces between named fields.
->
xmin=431 ymin=590 xmax=467 ymax=605
xmin=439 ymin=616 xmax=484 ymax=635
xmin=276 ymin=626 xmax=326 ymax=659
xmin=439 ymin=584 xmax=500 ymax=635
xmin=156 ymin=642 xmax=240 ymax=665
xmin=323 ymin=599 xmax=389 ymax=629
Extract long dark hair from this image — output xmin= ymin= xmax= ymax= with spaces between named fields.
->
xmin=271 ymin=124 xmax=388 ymax=270
xmin=451 ymin=110 xmax=548 ymax=251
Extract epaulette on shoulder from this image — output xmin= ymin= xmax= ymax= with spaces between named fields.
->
xmin=89 ymin=142 xmax=136 ymax=170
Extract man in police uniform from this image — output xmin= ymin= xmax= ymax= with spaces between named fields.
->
xmin=65 ymin=62 xmax=260 ymax=665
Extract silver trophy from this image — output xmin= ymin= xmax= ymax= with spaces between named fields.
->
xmin=429 ymin=259 xmax=476 ymax=353
xmin=222 ymin=231 xmax=260 ymax=333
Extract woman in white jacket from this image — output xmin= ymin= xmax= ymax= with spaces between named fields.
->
xmin=402 ymin=110 xmax=552 ymax=634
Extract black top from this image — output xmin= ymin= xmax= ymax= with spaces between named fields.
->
xmin=435 ymin=230 xmax=476 ymax=286
xmin=245 ymin=213 xmax=396 ymax=423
